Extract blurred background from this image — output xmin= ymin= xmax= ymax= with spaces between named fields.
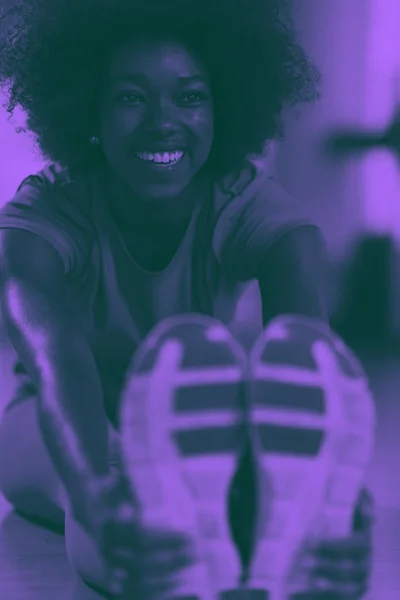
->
xmin=0 ymin=0 xmax=400 ymax=598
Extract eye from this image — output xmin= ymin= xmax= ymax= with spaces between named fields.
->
xmin=116 ymin=92 xmax=144 ymax=104
xmin=181 ymin=91 xmax=208 ymax=104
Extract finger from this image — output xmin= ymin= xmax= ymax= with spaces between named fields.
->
xmin=115 ymin=526 xmax=193 ymax=556
xmin=108 ymin=573 xmax=128 ymax=599
xmin=103 ymin=520 xmax=141 ymax=549
xmin=307 ymin=577 xmax=369 ymax=599
xmin=312 ymin=533 xmax=372 ymax=561
xmin=138 ymin=529 xmax=193 ymax=553
xmin=292 ymin=590 xmax=367 ymax=600
xmin=106 ymin=558 xmax=140 ymax=598
xmin=115 ymin=501 xmax=137 ymax=522
xmin=108 ymin=521 xmax=193 ymax=554
xmin=110 ymin=554 xmax=193 ymax=587
xmin=107 ymin=550 xmax=194 ymax=597
xmin=106 ymin=547 xmax=195 ymax=584
xmin=107 ymin=544 xmax=136 ymax=563
xmin=353 ymin=488 xmax=375 ymax=532
xmin=140 ymin=548 xmax=195 ymax=576
xmin=119 ymin=575 xmax=180 ymax=600
xmin=103 ymin=547 xmax=138 ymax=579
xmin=312 ymin=556 xmax=371 ymax=585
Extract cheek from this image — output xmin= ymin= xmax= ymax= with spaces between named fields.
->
xmin=101 ymin=104 xmax=143 ymax=142
xmin=191 ymin=108 xmax=214 ymax=146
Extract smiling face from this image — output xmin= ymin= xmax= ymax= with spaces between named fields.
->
xmin=98 ymin=36 xmax=214 ymax=201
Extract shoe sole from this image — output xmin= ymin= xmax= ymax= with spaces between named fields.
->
xmin=119 ymin=314 xmax=249 ymax=599
xmin=247 ymin=315 xmax=376 ymax=599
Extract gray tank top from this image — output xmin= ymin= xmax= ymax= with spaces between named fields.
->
xmin=0 ymin=160 xmax=316 ymax=423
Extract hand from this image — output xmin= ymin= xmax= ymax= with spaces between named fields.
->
xmin=301 ymin=488 xmax=375 ymax=599
xmin=84 ymin=469 xmax=195 ymax=599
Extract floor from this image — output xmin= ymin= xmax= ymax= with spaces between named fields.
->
xmin=0 ymin=343 xmax=399 ymax=599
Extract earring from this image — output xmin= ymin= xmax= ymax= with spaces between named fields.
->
xmin=90 ymin=136 xmax=100 ymax=146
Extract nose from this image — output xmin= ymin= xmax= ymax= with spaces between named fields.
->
xmin=144 ymin=98 xmax=179 ymax=135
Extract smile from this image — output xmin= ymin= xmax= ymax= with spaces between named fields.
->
xmin=135 ymin=150 xmax=184 ymax=167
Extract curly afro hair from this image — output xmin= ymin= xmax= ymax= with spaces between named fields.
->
xmin=0 ymin=0 xmax=322 ymax=179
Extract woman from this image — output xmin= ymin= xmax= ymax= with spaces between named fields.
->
xmin=0 ymin=0 xmax=373 ymax=597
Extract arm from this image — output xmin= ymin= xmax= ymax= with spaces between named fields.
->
xmin=0 ymin=229 xmax=110 ymax=526
xmin=255 ymin=225 xmax=330 ymax=326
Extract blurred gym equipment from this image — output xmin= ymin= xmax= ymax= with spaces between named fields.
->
xmin=323 ymin=106 xmax=400 ymax=160
xmin=324 ymin=107 xmax=400 ymax=350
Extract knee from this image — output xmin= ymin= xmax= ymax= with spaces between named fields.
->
xmin=0 ymin=415 xmax=18 ymax=505
xmin=0 ymin=460 xmax=65 ymax=525
xmin=0 ymin=431 xmax=39 ymax=515
xmin=0 ymin=409 xmax=64 ymax=524
xmin=0 ymin=406 xmax=29 ymax=507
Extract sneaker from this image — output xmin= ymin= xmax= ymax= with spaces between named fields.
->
xmin=246 ymin=315 xmax=376 ymax=599
xmin=119 ymin=314 xmax=249 ymax=599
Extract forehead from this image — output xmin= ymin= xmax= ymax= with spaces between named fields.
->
xmin=106 ymin=37 xmax=206 ymax=79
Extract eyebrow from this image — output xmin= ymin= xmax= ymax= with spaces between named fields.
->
xmin=111 ymin=74 xmax=206 ymax=85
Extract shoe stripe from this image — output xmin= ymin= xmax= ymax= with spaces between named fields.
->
xmin=173 ymin=425 xmax=324 ymax=457
xmin=252 ymin=408 xmax=326 ymax=430
xmin=172 ymin=411 xmax=241 ymax=429
xmin=253 ymin=363 xmax=363 ymax=389
xmin=175 ymin=385 xmax=244 ymax=412
xmin=130 ymin=366 xmax=244 ymax=391
xmin=139 ymin=346 xmax=241 ymax=371
xmin=258 ymin=322 xmax=366 ymax=379
xmin=257 ymin=423 xmax=324 ymax=455
xmin=220 ymin=591 xmax=268 ymax=600
xmin=260 ymin=340 xmax=319 ymax=370
xmin=252 ymin=354 xmax=367 ymax=418
xmin=253 ymin=363 xmax=324 ymax=386
xmin=175 ymin=366 xmax=245 ymax=385
xmin=172 ymin=425 xmax=241 ymax=456
xmin=132 ymin=364 xmax=244 ymax=385
xmin=253 ymin=379 xmax=325 ymax=413
xmin=138 ymin=328 xmax=242 ymax=371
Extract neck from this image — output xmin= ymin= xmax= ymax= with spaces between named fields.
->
xmin=106 ymin=169 xmax=208 ymax=233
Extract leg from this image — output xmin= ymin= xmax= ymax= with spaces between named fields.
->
xmin=0 ymin=397 xmax=66 ymax=525
xmin=0 ymin=396 xmax=115 ymax=593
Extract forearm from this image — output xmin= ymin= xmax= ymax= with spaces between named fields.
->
xmin=36 ymin=336 xmax=111 ymax=521
xmin=0 ymin=231 xmax=114 ymax=523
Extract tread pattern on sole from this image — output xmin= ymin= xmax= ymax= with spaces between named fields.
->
xmin=119 ymin=315 xmax=249 ymax=599
xmin=247 ymin=315 xmax=376 ymax=599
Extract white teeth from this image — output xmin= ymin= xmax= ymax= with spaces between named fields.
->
xmin=136 ymin=150 xmax=184 ymax=165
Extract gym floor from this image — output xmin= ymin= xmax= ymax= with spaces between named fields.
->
xmin=0 ymin=344 xmax=399 ymax=600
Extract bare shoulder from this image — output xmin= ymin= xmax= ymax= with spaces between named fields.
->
xmin=0 ymin=229 xmax=76 ymax=334
xmin=0 ymin=229 xmax=90 ymax=384
xmin=0 ymin=229 xmax=65 ymax=283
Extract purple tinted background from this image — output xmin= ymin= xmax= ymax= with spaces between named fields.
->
xmin=0 ymin=0 xmax=399 ymax=598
